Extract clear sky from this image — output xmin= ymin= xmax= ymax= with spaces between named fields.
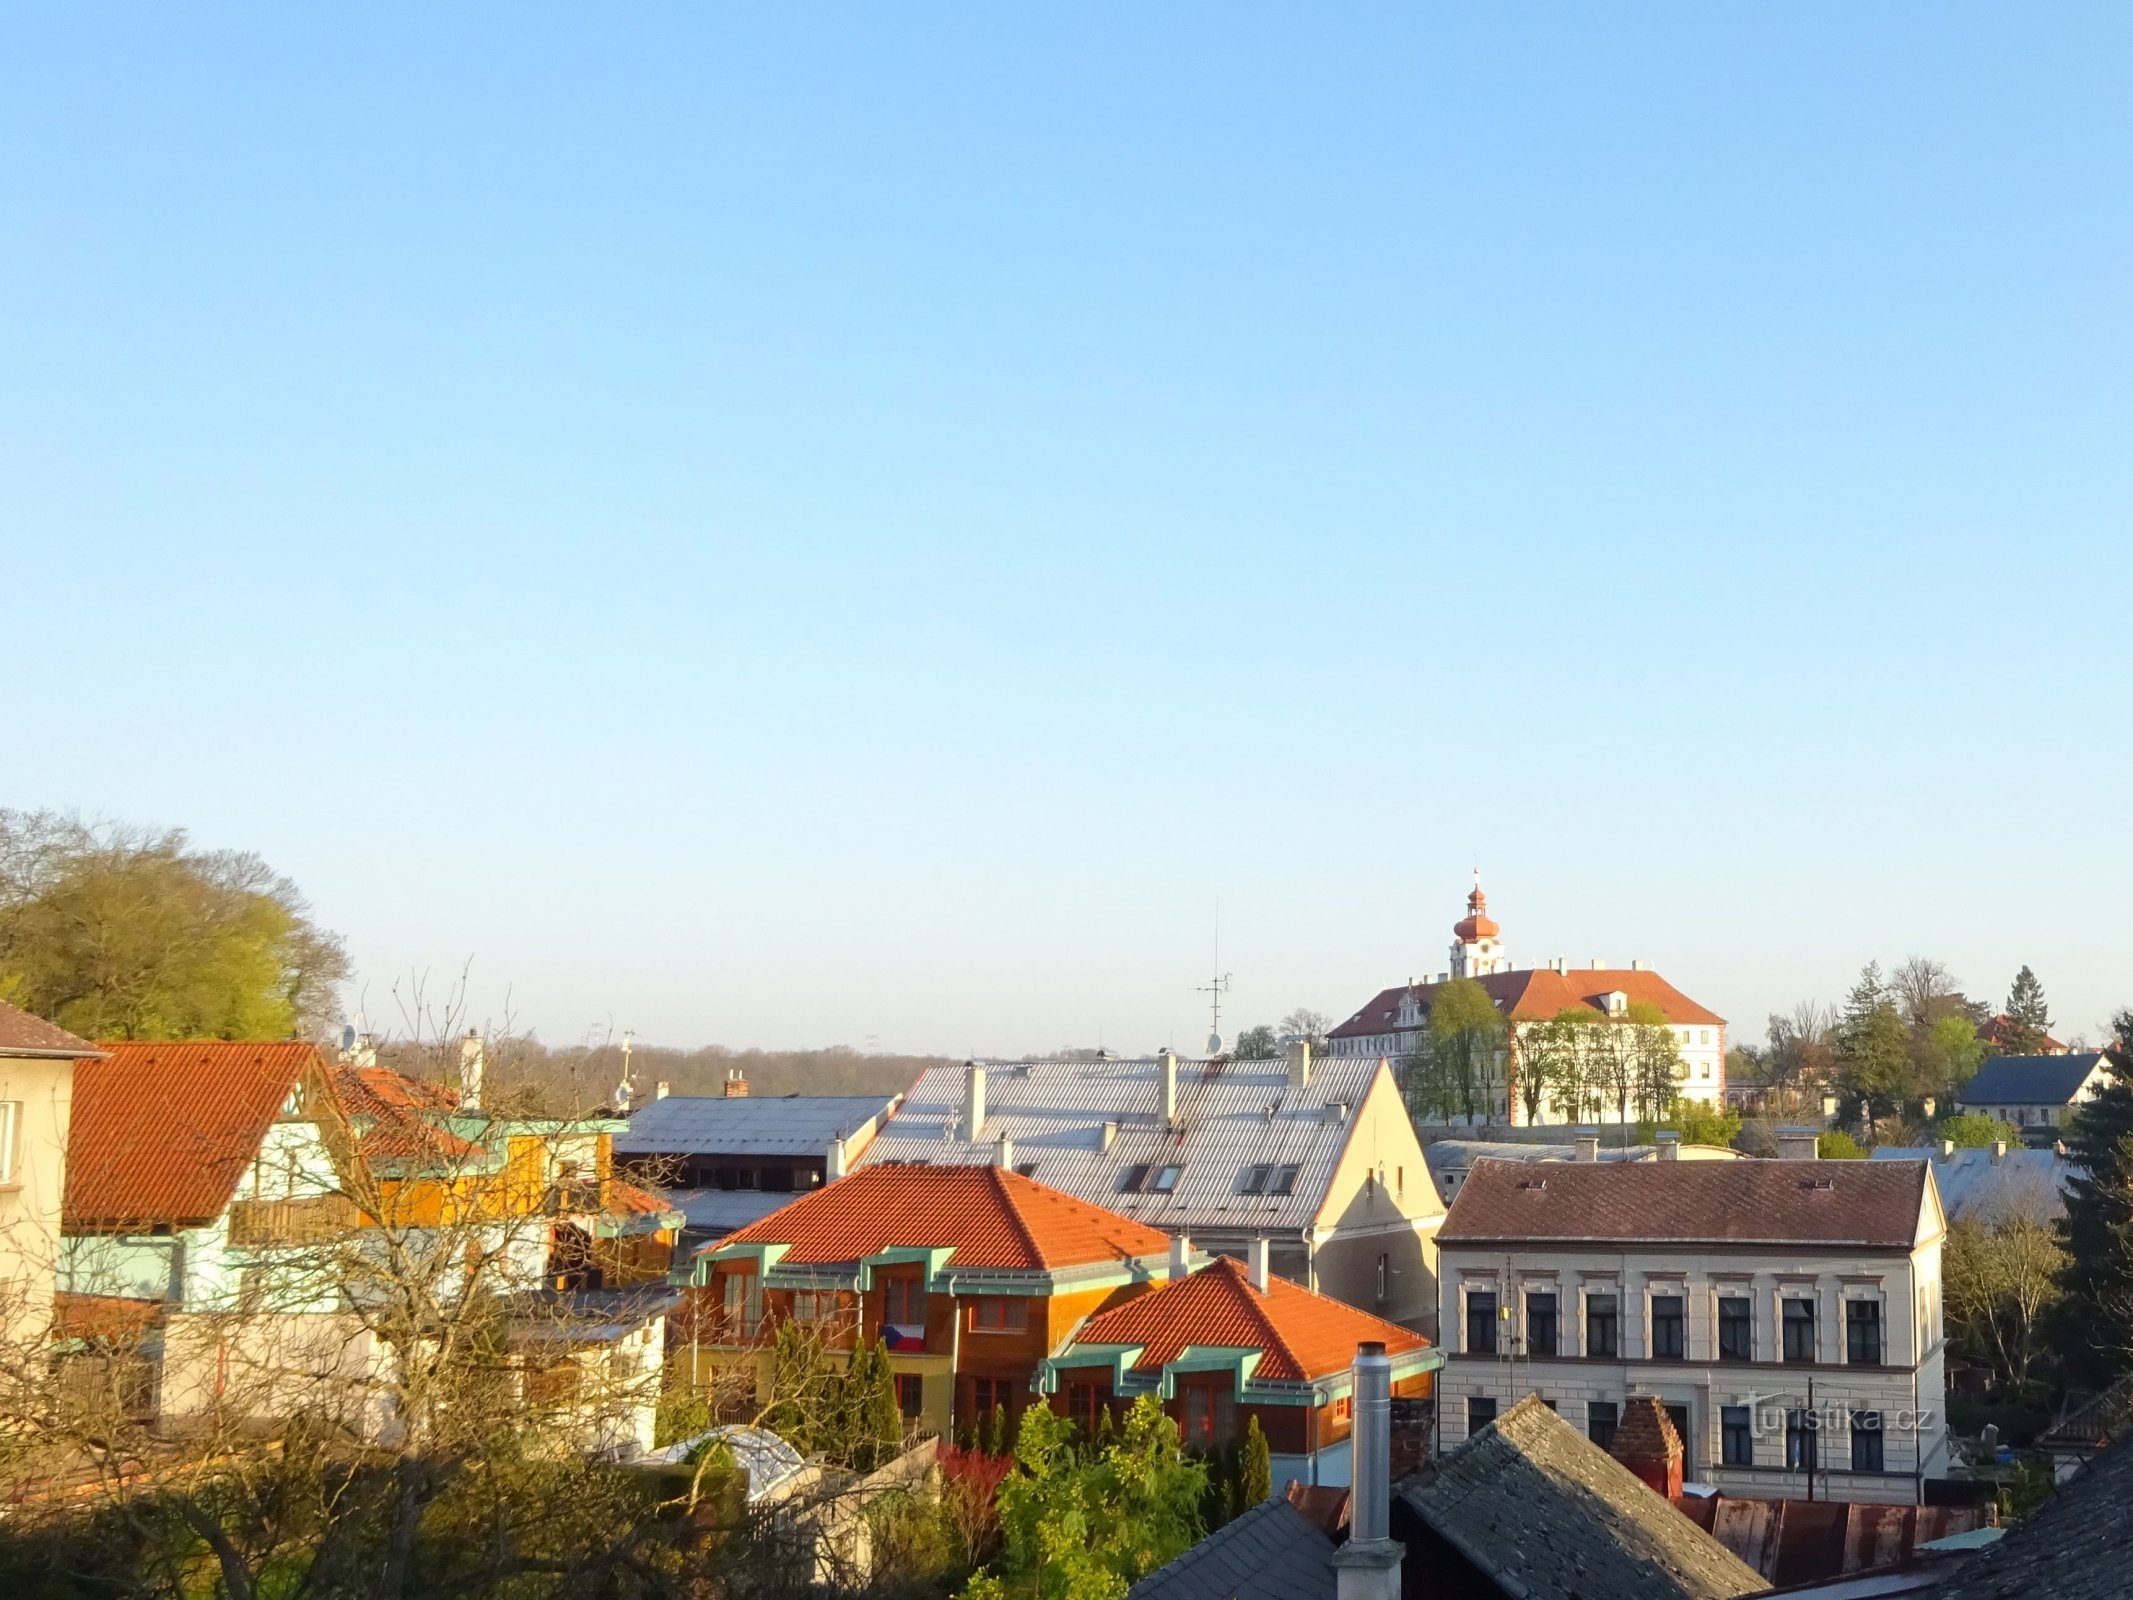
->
xmin=6 ymin=6 xmax=2130 ymax=1057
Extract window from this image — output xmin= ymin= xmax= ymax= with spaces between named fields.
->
xmin=884 ymin=1276 xmax=926 ymax=1328
xmin=1722 ymin=1406 xmax=1753 ymax=1466
xmin=1588 ymin=1400 xmax=1618 ymax=1450
xmin=1527 ymin=1292 xmax=1558 ymax=1358
xmin=896 ymin=1373 xmax=925 ymax=1420
xmin=1376 ymin=1253 xmax=1389 ymax=1301
xmin=1015 ymin=1162 xmax=1038 ymax=1178
xmin=1182 ymin=1382 xmax=1235 ymax=1446
xmin=1586 ymin=1293 xmax=1619 ymax=1358
xmin=1786 ymin=1408 xmax=1818 ymax=1470
xmin=970 ymin=1296 xmax=1028 ymax=1332
xmin=1651 ymin=1294 xmax=1685 ymax=1360
xmin=1271 ymin=1164 xmax=1300 ymax=1195
xmin=1117 ymin=1164 xmax=1151 ymax=1193
xmin=1467 ymin=1291 xmax=1499 ymax=1354
xmin=721 ymin=1271 xmax=758 ymax=1336
xmin=1148 ymin=1165 xmax=1183 ymax=1193
xmin=1718 ymin=1296 xmax=1752 ymax=1362
xmin=1467 ymin=1396 xmax=1497 ymax=1436
xmin=0 ymin=1100 xmax=20 ymax=1186
xmin=1782 ymin=1297 xmax=1817 ymax=1364
xmin=1850 ymin=1410 xmax=1884 ymax=1472
xmin=789 ymin=1290 xmax=837 ymax=1325
xmin=1665 ymin=1404 xmax=1694 ymax=1478
xmin=1064 ymin=1378 xmax=1108 ymax=1432
xmin=1240 ymin=1163 xmax=1274 ymax=1194
xmin=1846 ymin=1299 xmax=1883 ymax=1365
xmin=972 ymin=1376 xmax=1015 ymax=1431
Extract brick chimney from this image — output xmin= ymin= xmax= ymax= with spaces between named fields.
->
xmin=723 ymin=1069 xmax=749 ymax=1099
xmin=1610 ymin=1396 xmax=1684 ymax=1498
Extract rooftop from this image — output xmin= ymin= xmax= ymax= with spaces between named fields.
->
xmin=1871 ymin=1143 xmax=2076 ymax=1223
xmin=1959 ymin=1053 xmax=2109 ymax=1107
xmin=0 ymin=998 xmax=98 ymax=1058
xmin=1437 ymin=1156 xmax=1934 ymax=1249
xmin=1067 ymin=1256 xmax=1428 ymax=1382
xmin=614 ymin=1092 xmax=901 ymax=1157
xmin=1332 ymin=965 xmax=1724 ymax=1039
xmin=1935 ymin=1427 xmax=2133 ymax=1599
xmin=712 ymin=1163 xmax=1175 ymax=1272
xmin=1125 ymin=1493 xmax=1335 ymax=1600
xmin=1401 ymin=1395 xmax=1765 ymax=1600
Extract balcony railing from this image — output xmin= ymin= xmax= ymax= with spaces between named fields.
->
xmin=227 ymin=1193 xmax=364 ymax=1247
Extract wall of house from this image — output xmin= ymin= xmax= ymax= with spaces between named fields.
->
xmin=1436 ymin=1237 xmax=1948 ymax=1503
xmin=0 ymin=1054 xmax=73 ymax=1344
xmin=1312 ymin=1063 xmax=1443 ymax=1333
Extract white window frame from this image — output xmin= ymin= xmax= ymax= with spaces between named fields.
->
xmin=0 ymin=1101 xmax=19 ymax=1187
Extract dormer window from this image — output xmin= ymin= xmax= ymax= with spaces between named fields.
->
xmin=1604 ymin=991 xmax=1629 ymax=1018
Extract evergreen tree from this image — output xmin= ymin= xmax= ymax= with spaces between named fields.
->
xmin=2001 ymin=967 xmax=2054 ymax=1055
xmin=850 ymin=1339 xmax=905 ymax=1471
xmin=1835 ymin=963 xmax=1912 ymax=1124
xmin=1241 ymin=1415 xmax=1272 ymax=1507
xmin=2057 ymin=1014 xmax=2133 ymax=1381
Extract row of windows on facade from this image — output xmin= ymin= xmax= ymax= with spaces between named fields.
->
xmin=1464 ymin=1289 xmax=1885 ymax=1365
xmin=1112 ymin=1161 xmax=1405 ymax=1197
xmin=1465 ymin=1395 xmax=1888 ymax=1473
xmin=718 ymin=1275 xmax=1025 ymax=1332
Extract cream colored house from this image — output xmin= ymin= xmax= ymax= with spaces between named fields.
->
xmin=0 ymin=1001 xmax=95 ymax=1348
xmin=1435 ymin=1151 xmax=1948 ymax=1505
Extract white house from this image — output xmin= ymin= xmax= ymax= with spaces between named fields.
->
xmin=1956 ymin=1053 xmax=2114 ymax=1137
xmin=1434 ymin=1149 xmax=1949 ymax=1505
xmin=0 ymin=1001 xmax=96 ymax=1350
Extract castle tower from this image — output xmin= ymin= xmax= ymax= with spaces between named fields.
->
xmin=1449 ymin=875 xmax=1508 ymax=979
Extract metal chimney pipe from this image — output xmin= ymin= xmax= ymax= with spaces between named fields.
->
xmin=1351 ymin=1341 xmax=1392 ymax=1544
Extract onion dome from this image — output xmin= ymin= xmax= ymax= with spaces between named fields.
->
xmin=1454 ymin=881 xmax=1500 ymax=942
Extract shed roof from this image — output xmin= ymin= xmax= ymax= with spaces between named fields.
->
xmin=1959 ymin=1053 xmax=2108 ymax=1107
xmin=1402 ymin=1395 xmax=1765 ymax=1600
xmin=615 ymin=1093 xmax=900 ymax=1158
xmin=855 ymin=1054 xmax=1426 ymax=1235
xmin=1066 ymin=1256 xmax=1427 ymax=1382
xmin=1438 ymin=1157 xmax=1932 ymax=1249
xmin=713 ymin=1163 xmax=1174 ymax=1272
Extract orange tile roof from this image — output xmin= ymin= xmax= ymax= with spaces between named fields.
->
xmin=1332 ymin=966 xmax=1725 ymax=1039
xmin=606 ymin=1178 xmax=678 ymax=1217
xmin=66 ymin=1042 xmax=323 ymax=1230
xmin=0 ymin=998 xmax=97 ymax=1057
xmin=326 ymin=1066 xmax=480 ymax=1163
xmin=53 ymin=1290 xmax=165 ymax=1341
xmin=718 ymin=1164 xmax=1174 ymax=1271
xmin=1067 ymin=1256 xmax=1429 ymax=1381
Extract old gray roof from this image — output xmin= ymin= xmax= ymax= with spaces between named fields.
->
xmin=855 ymin=1054 xmax=1432 ymax=1235
xmin=1403 ymin=1395 xmax=1765 ymax=1600
xmin=614 ymin=1093 xmax=898 ymax=1157
xmin=1126 ymin=1495 xmax=1335 ymax=1600
xmin=1935 ymin=1428 xmax=2133 ymax=1599
xmin=1959 ymin=1053 xmax=2108 ymax=1107
xmin=664 ymin=1189 xmax=791 ymax=1236
xmin=1871 ymin=1145 xmax=2077 ymax=1224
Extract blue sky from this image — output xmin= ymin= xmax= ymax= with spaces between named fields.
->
xmin=5 ymin=6 xmax=2130 ymax=1055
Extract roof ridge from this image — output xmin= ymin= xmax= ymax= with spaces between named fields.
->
xmin=990 ymin=1166 xmax=1055 ymax=1268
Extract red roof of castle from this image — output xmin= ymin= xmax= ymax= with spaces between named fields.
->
xmin=716 ymin=1164 xmax=1174 ymax=1271
xmin=1332 ymin=965 xmax=1725 ymax=1039
xmin=1066 ymin=1256 xmax=1429 ymax=1381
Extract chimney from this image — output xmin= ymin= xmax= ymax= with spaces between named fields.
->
xmin=1285 ymin=1037 xmax=1313 ymax=1090
xmin=655 ymin=1080 xmax=671 ymax=1101
xmin=827 ymin=1134 xmax=848 ymax=1180
xmin=1655 ymin=1131 xmax=1680 ymax=1161
xmin=1939 ymin=1138 xmax=1956 ymax=1160
xmin=458 ymin=1030 xmax=485 ymax=1110
xmin=1573 ymin=1135 xmax=1600 ymax=1163
xmin=964 ymin=1062 xmax=987 ymax=1140
xmin=1100 ymin=1119 xmax=1118 ymax=1152
xmin=724 ymin=1068 xmax=749 ymax=1099
xmin=1610 ymin=1396 xmax=1685 ymax=1498
xmin=1158 ymin=1049 xmax=1178 ymax=1126
xmin=1991 ymin=1140 xmax=2008 ymax=1163
xmin=1169 ymin=1233 xmax=1192 ymax=1279
xmin=1248 ymin=1236 xmax=1271 ymax=1293
xmin=1592 ymin=957 xmax=1605 ymax=971
xmin=1776 ymin=1126 xmax=1821 ymax=1161
xmin=996 ymin=1134 xmax=1015 ymax=1171
xmin=1630 ymin=959 xmax=1646 ymax=972
xmin=1821 ymin=1094 xmax=1841 ymax=1121
xmin=1331 ymin=1341 xmax=1403 ymax=1600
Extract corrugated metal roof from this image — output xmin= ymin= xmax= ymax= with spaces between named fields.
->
xmin=856 ymin=1054 xmax=1415 ymax=1235
xmin=615 ymin=1093 xmax=899 ymax=1157
xmin=1871 ymin=1145 xmax=2075 ymax=1223
xmin=665 ymin=1189 xmax=792 ymax=1236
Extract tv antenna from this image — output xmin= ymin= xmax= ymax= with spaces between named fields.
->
xmin=1196 ymin=971 xmax=1232 ymax=1054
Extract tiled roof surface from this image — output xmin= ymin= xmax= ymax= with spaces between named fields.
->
xmin=616 ymin=1093 xmax=900 ymax=1157
xmin=1936 ymin=1428 xmax=2133 ymax=1600
xmin=66 ymin=1042 xmax=321 ymax=1229
xmin=1125 ymin=1494 xmax=1335 ymax=1600
xmin=716 ymin=1163 xmax=1174 ymax=1270
xmin=1332 ymin=967 xmax=1725 ymax=1039
xmin=1403 ymin=1395 xmax=1765 ymax=1600
xmin=1438 ymin=1157 xmax=1931 ymax=1248
xmin=328 ymin=1066 xmax=481 ymax=1162
xmin=855 ymin=1054 xmax=1428 ymax=1235
xmin=1959 ymin=1053 xmax=2108 ymax=1107
xmin=1068 ymin=1256 xmax=1427 ymax=1381
xmin=1872 ymin=1145 xmax=2075 ymax=1224
xmin=0 ymin=999 xmax=97 ymax=1057
xmin=606 ymin=1178 xmax=680 ymax=1218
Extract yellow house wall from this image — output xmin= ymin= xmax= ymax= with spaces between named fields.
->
xmin=1311 ymin=1060 xmax=1443 ymax=1335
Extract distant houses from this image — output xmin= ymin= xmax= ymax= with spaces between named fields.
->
xmin=1957 ymin=1053 xmax=2114 ymax=1138
xmin=0 ymin=1000 xmax=98 ymax=1348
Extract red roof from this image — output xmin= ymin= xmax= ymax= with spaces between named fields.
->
xmin=0 ymin=999 xmax=97 ymax=1057
xmin=1332 ymin=966 xmax=1725 ymax=1039
xmin=66 ymin=1042 xmax=323 ymax=1229
xmin=1067 ymin=1256 xmax=1428 ymax=1381
xmin=607 ymin=1178 xmax=678 ymax=1217
xmin=718 ymin=1164 xmax=1174 ymax=1271
xmin=327 ymin=1065 xmax=480 ymax=1163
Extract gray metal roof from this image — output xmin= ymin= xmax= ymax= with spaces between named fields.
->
xmin=614 ymin=1093 xmax=899 ymax=1157
xmin=664 ymin=1189 xmax=793 ymax=1236
xmin=1126 ymin=1496 xmax=1335 ymax=1600
xmin=1959 ymin=1053 xmax=2108 ymax=1107
xmin=1403 ymin=1396 xmax=1765 ymax=1600
xmin=1421 ymin=1139 xmax=1745 ymax=1204
xmin=1870 ymin=1145 xmax=2077 ymax=1224
xmin=855 ymin=1054 xmax=1434 ymax=1237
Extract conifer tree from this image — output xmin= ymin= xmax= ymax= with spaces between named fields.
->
xmin=1242 ymin=1415 xmax=1272 ymax=1507
xmin=2001 ymin=967 xmax=2053 ymax=1055
xmin=2058 ymin=1013 xmax=2133 ymax=1380
xmin=1835 ymin=963 xmax=1912 ymax=1124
